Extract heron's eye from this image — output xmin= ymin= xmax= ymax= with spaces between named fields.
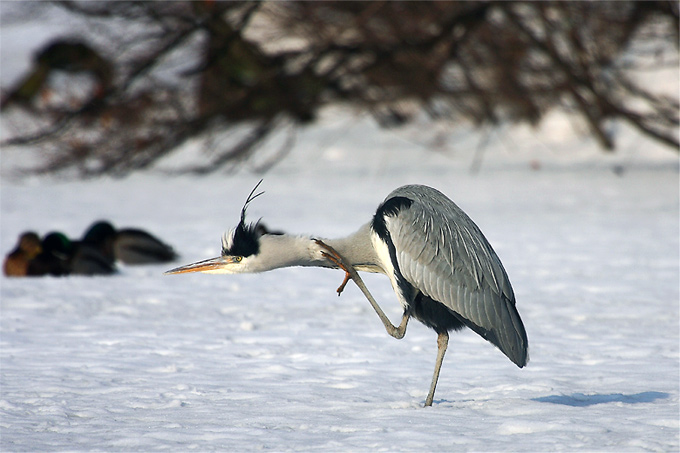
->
xmin=234 ymin=256 xmax=243 ymax=262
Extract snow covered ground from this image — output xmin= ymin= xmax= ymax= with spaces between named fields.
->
xmin=1 ymin=7 xmax=679 ymax=451
xmin=1 ymin=112 xmax=679 ymax=451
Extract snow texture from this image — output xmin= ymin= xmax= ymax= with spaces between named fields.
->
xmin=2 ymin=132 xmax=678 ymax=451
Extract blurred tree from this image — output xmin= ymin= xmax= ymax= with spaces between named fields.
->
xmin=1 ymin=1 xmax=678 ymax=176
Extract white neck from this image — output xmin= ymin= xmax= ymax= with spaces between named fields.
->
xmin=244 ymin=223 xmax=383 ymax=274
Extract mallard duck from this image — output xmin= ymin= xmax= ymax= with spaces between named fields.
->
xmin=82 ymin=221 xmax=178 ymax=265
xmin=3 ymin=232 xmax=42 ymax=277
xmin=27 ymin=232 xmax=116 ymax=276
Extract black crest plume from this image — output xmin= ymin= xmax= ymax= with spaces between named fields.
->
xmin=222 ymin=180 xmax=265 ymax=257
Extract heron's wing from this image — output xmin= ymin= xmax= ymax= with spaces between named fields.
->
xmin=386 ymin=196 xmax=528 ymax=367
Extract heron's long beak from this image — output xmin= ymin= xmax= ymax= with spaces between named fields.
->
xmin=164 ymin=256 xmax=235 ymax=275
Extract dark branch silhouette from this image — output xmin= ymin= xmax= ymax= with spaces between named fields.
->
xmin=1 ymin=1 xmax=678 ymax=176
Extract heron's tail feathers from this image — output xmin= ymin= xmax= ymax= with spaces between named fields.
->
xmin=459 ymin=295 xmax=529 ymax=368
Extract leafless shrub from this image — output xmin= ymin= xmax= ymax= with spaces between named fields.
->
xmin=1 ymin=1 xmax=677 ymax=176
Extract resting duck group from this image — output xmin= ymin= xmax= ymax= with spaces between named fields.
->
xmin=3 ymin=221 xmax=178 ymax=277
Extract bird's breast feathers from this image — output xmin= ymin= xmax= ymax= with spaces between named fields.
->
xmin=371 ymin=220 xmax=414 ymax=310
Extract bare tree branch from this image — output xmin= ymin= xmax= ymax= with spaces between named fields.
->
xmin=1 ymin=1 xmax=677 ymax=177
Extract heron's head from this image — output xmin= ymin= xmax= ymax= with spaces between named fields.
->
xmin=164 ymin=181 xmax=270 ymax=276
xmin=164 ymin=223 xmax=265 ymax=275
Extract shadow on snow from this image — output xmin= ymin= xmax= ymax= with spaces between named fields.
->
xmin=533 ymin=391 xmax=670 ymax=407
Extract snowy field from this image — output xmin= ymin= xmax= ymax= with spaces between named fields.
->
xmin=1 ymin=9 xmax=679 ymax=451
xmin=1 ymin=112 xmax=679 ymax=452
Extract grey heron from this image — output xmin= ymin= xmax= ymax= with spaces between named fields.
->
xmin=166 ymin=182 xmax=528 ymax=406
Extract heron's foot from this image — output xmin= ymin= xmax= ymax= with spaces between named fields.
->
xmin=337 ymin=272 xmax=351 ymax=295
xmin=315 ymin=240 xmax=354 ymax=295
xmin=315 ymin=239 xmax=342 ymax=267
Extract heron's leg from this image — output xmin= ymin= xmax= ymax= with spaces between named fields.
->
xmin=425 ymin=331 xmax=449 ymax=407
xmin=316 ymin=239 xmax=409 ymax=339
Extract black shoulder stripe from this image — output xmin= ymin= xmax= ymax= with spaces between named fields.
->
xmin=371 ymin=196 xmax=413 ymax=243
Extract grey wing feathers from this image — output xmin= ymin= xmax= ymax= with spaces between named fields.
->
xmin=385 ymin=185 xmax=528 ymax=367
